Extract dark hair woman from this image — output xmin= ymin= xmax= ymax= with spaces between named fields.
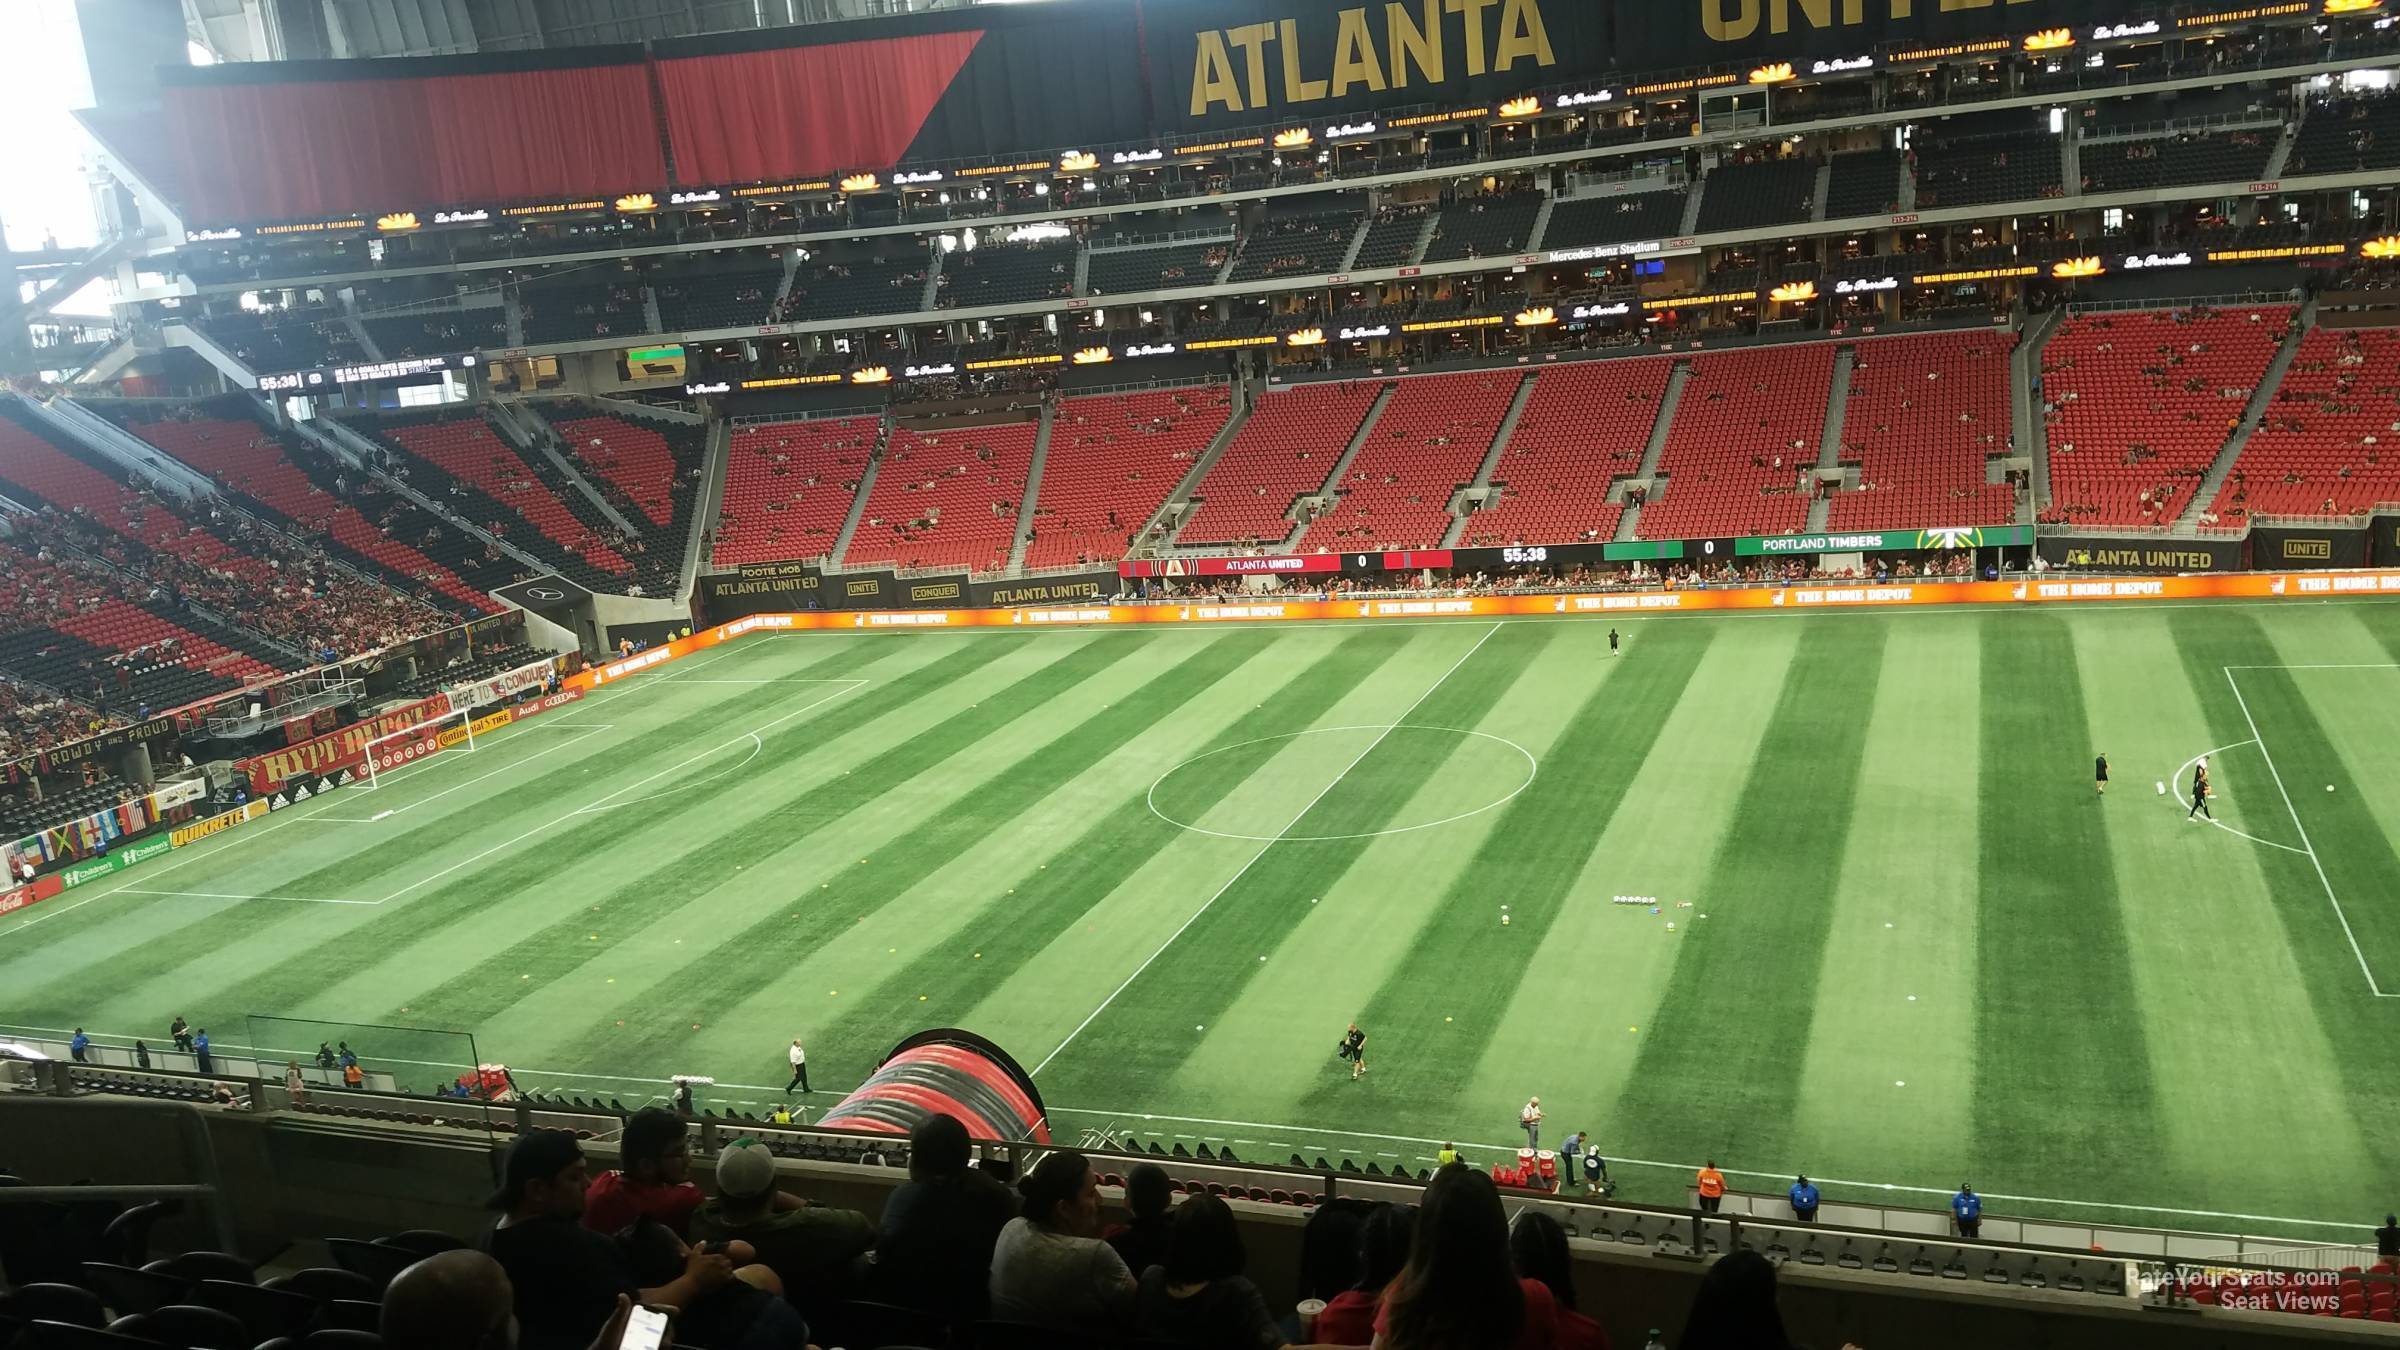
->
xmin=1374 ymin=1165 xmax=1558 ymax=1350
xmin=1508 ymin=1211 xmax=1610 ymax=1350
xmin=1133 ymin=1193 xmax=1287 ymax=1350
xmin=1315 ymin=1202 xmax=1417 ymax=1346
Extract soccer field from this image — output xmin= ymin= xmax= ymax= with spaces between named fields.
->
xmin=5 ymin=598 xmax=2399 ymax=1241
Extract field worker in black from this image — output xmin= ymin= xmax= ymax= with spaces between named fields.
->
xmin=1609 ymin=628 xmax=1621 ymax=656
xmin=2189 ymin=757 xmax=2213 ymax=820
xmin=2094 ymin=752 xmax=2108 ymax=796
xmin=1337 ymin=1023 xmax=1366 ymax=1080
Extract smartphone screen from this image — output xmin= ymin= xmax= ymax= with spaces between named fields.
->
xmin=615 ymin=1304 xmax=671 ymax=1350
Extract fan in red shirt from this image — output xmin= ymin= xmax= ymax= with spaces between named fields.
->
xmin=1372 ymin=1164 xmax=1561 ymax=1350
xmin=582 ymin=1107 xmax=707 ymax=1238
xmin=1509 ymin=1211 xmax=1611 ymax=1350
xmin=1313 ymin=1202 xmax=1417 ymax=1346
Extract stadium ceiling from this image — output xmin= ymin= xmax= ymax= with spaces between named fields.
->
xmin=190 ymin=0 xmax=980 ymax=61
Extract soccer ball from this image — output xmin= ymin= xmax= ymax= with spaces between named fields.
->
xmin=1500 ymin=914 xmax=1511 ymax=926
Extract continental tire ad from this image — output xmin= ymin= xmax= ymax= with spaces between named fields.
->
xmin=2036 ymin=535 xmax=2245 ymax=574
xmin=2248 ymin=524 xmax=2369 ymax=571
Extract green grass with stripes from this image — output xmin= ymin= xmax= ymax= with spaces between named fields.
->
xmin=6 ymin=602 xmax=2399 ymax=1243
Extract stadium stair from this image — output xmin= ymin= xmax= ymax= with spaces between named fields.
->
xmin=827 ymin=419 xmax=888 ymax=567
xmin=2015 ymin=306 xmax=2067 ymax=507
xmin=1805 ymin=347 xmax=1858 ymax=532
xmin=1025 ymin=385 xmax=1233 ymax=569
xmin=1006 ymin=403 xmax=1056 ymax=572
xmin=1287 ymin=382 xmax=1400 ymax=551
xmin=1463 ymin=358 xmax=1671 ymax=549
xmin=1175 ymin=381 xmax=1384 ymax=549
xmin=2176 ymin=299 xmax=2314 ymax=530
xmin=1616 ymin=361 xmax=1692 ymax=541
xmin=1811 ymin=160 xmax=1833 ymax=221
xmin=1443 ymin=371 xmax=1542 ymax=547
xmin=1145 ymin=388 xmax=1254 ymax=550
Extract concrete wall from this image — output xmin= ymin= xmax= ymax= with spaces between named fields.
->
xmin=3 ymin=1096 xmax=2388 ymax=1349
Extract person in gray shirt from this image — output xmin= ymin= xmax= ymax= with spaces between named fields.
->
xmin=989 ymin=1149 xmax=1135 ymax=1338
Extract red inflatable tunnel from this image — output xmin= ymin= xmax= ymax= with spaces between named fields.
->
xmin=816 ymin=1027 xmax=1050 ymax=1144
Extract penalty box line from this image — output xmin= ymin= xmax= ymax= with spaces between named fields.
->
xmin=2222 ymin=664 xmax=2397 ymax=998
xmin=81 ymin=677 xmax=869 ymax=912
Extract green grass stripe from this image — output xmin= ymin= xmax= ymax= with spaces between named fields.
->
xmin=2165 ymin=608 xmax=2400 ymax=1207
xmin=1290 ymin=621 xmax=1715 ymax=1128
xmin=0 ymin=637 xmax=908 ymax=1027
xmin=1784 ymin=618 xmax=1983 ymax=1204
xmin=547 ymin=632 xmax=1162 ymax=1064
xmin=1036 ymin=621 xmax=1557 ymax=1091
xmin=806 ymin=628 xmax=1421 ymax=1071
xmin=1609 ymin=619 xmax=1887 ymax=1165
xmin=1970 ymin=613 xmax=2161 ymax=1180
xmin=611 ymin=630 xmax=1285 ymax=1055
xmin=2077 ymin=611 xmax=2377 ymax=1217
xmin=117 ymin=637 xmax=1024 ymax=1034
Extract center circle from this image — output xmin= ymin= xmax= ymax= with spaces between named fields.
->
xmin=1146 ymin=725 xmax=1538 ymax=842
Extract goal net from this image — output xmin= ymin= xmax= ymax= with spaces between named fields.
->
xmin=360 ymin=706 xmax=477 ymax=789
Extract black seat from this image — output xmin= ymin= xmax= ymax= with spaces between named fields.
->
xmin=264 ymin=1269 xmax=378 ymax=1307
xmin=298 ymin=1330 xmax=383 ymax=1349
xmin=193 ymin=1279 xmax=320 ymax=1340
xmin=0 ymin=1286 xmax=107 ymax=1329
xmin=78 ymin=1264 xmax=187 ymax=1318
xmin=319 ymin=1300 xmax=382 ymax=1333
xmin=969 ymin=1321 xmax=1105 ymax=1350
xmin=821 ymin=1300 xmax=950 ymax=1350
xmin=378 ymin=1231 xmax=464 ymax=1259
xmin=323 ymin=1240 xmax=415 ymax=1292
xmin=97 ymin=1202 xmax=178 ymax=1267
xmin=26 ymin=1322 xmax=157 ymax=1350
xmin=111 ymin=1303 xmax=250 ymax=1350
xmin=141 ymin=1252 xmax=253 ymax=1287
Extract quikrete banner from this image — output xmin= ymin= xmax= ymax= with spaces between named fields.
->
xmin=1610 ymin=0 xmax=2161 ymax=69
xmin=2037 ymin=534 xmax=2245 ymax=573
xmin=2248 ymin=523 xmax=2369 ymax=571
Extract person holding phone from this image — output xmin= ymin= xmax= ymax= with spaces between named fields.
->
xmin=484 ymin=1130 xmax=811 ymax=1350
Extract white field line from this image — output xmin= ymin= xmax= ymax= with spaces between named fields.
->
xmin=2224 ymin=666 xmax=2394 ymax=997
xmin=0 ymin=652 xmax=857 ymax=938
xmin=1 ymin=1019 xmax=2370 ymax=1240
xmin=1029 ymin=622 xmax=1504 ymax=1078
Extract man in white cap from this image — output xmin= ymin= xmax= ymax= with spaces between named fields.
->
xmin=1519 ymin=1097 xmax=1543 ymax=1150
xmin=691 ymin=1137 xmax=873 ymax=1323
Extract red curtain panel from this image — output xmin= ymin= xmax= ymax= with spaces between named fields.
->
xmin=654 ymin=30 xmax=983 ymax=185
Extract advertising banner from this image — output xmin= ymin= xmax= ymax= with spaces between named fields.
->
xmin=151 ymin=778 xmax=210 ymax=812
xmin=1120 ymin=555 xmax=1345 ymax=578
xmin=57 ymin=836 xmax=173 ymax=890
xmin=971 ymin=571 xmax=1122 ymax=608
xmin=2249 ymin=524 xmax=2371 ymax=571
xmin=699 ymin=560 xmax=825 ymax=618
xmin=508 ymin=688 xmax=587 ymax=723
xmin=246 ymin=694 xmax=452 ymax=794
xmin=1149 ymin=0 xmax=1610 ymax=134
xmin=172 ymin=802 xmax=268 ymax=849
xmin=1740 ymin=526 xmax=2033 ymax=557
xmin=2376 ymin=516 xmax=2400 ymax=569
xmin=1609 ymin=0 xmax=2161 ymax=70
xmin=1450 ymin=542 xmax=1687 ymax=570
xmin=0 ymin=874 xmax=64 ymax=919
xmin=2036 ymin=534 xmax=2246 ymax=573
xmin=444 ymin=659 xmax=557 ymax=711
xmin=0 ymin=715 xmax=172 ymax=788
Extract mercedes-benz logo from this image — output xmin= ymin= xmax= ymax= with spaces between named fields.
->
xmin=526 ymin=587 xmax=566 ymax=601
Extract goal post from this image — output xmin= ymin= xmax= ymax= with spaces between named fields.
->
xmin=360 ymin=706 xmax=478 ymax=789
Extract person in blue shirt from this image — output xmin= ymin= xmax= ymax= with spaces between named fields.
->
xmin=1788 ymin=1175 xmax=1820 ymax=1223
xmin=194 ymin=1028 xmax=213 ymax=1075
xmin=1952 ymin=1183 xmax=1982 ymax=1239
xmin=69 ymin=1028 xmax=90 ymax=1063
xmin=1557 ymin=1131 xmax=1583 ymax=1187
xmin=338 ymin=1042 xmax=359 ymax=1071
